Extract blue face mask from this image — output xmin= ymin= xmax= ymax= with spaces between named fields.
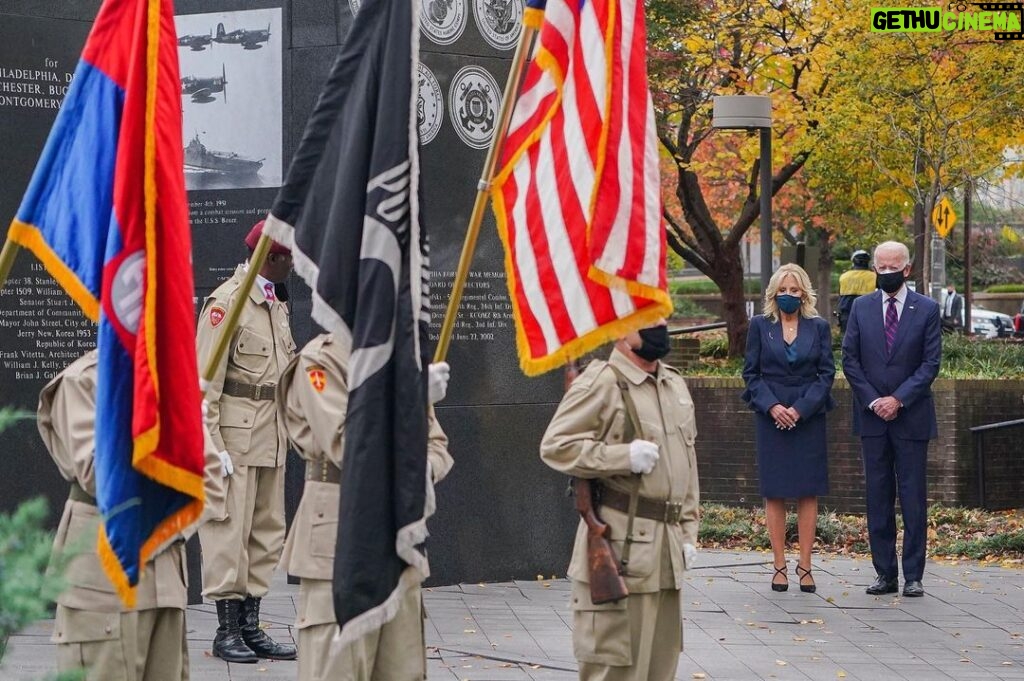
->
xmin=776 ymin=294 xmax=802 ymax=315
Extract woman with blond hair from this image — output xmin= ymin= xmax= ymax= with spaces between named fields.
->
xmin=742 ymin=264 xmax=836 ymax=593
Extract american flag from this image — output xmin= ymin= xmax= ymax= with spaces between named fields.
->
xmin=490 ymin=0 xmax=672 ymax=376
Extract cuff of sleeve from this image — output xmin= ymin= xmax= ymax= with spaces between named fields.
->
xmin=604 ymin=444 xmax=634 ymax=474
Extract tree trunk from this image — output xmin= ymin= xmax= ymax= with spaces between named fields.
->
xmin=814 ymin=228 xmax=833 ymax=324
xmin=708 ymin=243 xmax=750 ymax=357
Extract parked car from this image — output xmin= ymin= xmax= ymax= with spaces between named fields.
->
xmin=971 ymin=306 xmax=1015 ymax=339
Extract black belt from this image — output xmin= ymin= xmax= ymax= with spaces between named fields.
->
xmin=223 ymin=378 xmax=276 ymax=401
xmin=69 ymin=481 xmax=96 ymax=506
xmin=305 ymin=460 xmax=341 ymax=484
xmin=598 ymin=485 xmax=686 ymax=524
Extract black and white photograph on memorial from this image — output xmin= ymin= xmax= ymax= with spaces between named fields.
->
xmin=175 ymin=7 xmax=283 ymax=192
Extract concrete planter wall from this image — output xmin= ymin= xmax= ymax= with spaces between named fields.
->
xmin=686 ymin=376 xmax=1024 ymax=512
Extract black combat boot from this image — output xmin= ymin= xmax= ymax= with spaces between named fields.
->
xmin=239 ymin=595 xmax=297 ymax=660
xmin=212 ymin=599 xmax=258 ymax=663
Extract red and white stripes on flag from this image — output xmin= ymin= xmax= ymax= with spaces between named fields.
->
xmin=490 ymin=0 xmax=672 ymax=376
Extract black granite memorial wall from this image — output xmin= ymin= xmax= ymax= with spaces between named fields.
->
xmin=1 ymin=0 xmax=578 ymax=588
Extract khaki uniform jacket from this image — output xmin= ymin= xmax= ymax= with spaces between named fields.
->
xmin=278 ymin=334 xmax=454 ymax=583
xmin=38 ymin=351 xmax=186 ymax=613
xmin=540 ymin=348 xmax=700 ymax=593
xmin=197 ymin=265 xmax=295 ymax=467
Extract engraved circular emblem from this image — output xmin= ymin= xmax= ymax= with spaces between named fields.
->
xmin=110 ymin=251 xmax=145 ymax=334
xmin=473 ymin=0 xmax=523 ymax=50
xmin=417 ymin=63 xmax=444 ymax=145
xmin=448 ymin=65 xmax=500 ymax=150
xmin=420 ymin=0 xmax=467 ymax=45
xmin=349 ymin=0 xmax=361 ymax=17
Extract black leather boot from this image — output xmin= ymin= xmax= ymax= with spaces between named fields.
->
xmin=240 ymin=595 xmax=297 ymax=660
xmin=212 ymin=599 xmax=258 ymax=663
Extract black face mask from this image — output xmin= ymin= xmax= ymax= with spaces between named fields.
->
xmin=634 ymin=326 xmax=670 ymax=362
xmin=876 ymin=270 xmax=906 ymax=294
xmin=274 ymin=282 xmax=290 ymax=302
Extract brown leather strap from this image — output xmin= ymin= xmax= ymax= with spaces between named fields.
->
xmin=305 ymin=460 xmax=341 ymax=484
xmin=223 ymin=378 xmax=276 ymax=401
xmin=597 ymin=485 xmax=685 ymax=525
xmin=69 ymin=480 xmax=96 ymax=506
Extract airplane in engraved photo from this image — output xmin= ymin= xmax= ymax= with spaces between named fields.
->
xmin=213 ymin=22 xmax=270 ymax=50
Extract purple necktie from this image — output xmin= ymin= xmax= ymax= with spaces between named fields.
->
xmin=885 ymin=297 xmax=898 ymax=354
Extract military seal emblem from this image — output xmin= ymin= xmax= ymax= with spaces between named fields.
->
xmin=348 ymin=0 xmax=361 ymax=17
xmin=448 ymin=65 xmax=500 ymax=150
xmin=417 ymin=63 xmax=444 ymax=145
xmin=473 ymin=0 xmax=522 ymax=50
xmin=420 ymin=0 xmax=468 ymax=45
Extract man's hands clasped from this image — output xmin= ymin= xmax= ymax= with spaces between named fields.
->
xmin=872 ymin=396 xmax=901 ymax=422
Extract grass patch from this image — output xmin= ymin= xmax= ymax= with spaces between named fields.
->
xmin=698 ymin=502 xmax=1024 ymax=562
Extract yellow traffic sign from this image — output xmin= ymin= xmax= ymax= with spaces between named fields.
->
xmin=932 ymin=196 xmax=956 ymax=238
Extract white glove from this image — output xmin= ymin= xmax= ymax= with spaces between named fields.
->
xmin=216 ymin=450 xmax=234 ymax=478
xmin=428 ymin=362 xmax=450 ymax=404
xmin=201 ymin=399 xmax=210 ymax=419
xmin=683 ymin=543 xmax=698 ymax=569
xmin=628 ymin=439 xmax=659 ymax=475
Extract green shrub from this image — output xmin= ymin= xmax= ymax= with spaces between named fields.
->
xmin=985 ymin=284 xmax=1024 ymax=293
xmin=935 ymin=530 xmax=1024 ymax=560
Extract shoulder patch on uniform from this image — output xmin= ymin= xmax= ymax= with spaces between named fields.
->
xmin=209 ymin=306 xmax=227 ymax=327
xmin=307 ymin=365 xmax=327 ymax=393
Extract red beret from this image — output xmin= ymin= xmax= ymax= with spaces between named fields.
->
xmin=244 ymin=220 xmax=290 ymax=255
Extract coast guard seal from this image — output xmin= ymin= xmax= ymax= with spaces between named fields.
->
xmin=448 ymin=65 xmax=500 ymax=150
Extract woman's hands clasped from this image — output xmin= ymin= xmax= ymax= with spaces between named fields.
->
xmin=769 ymin=404 xmax=801 ymax=430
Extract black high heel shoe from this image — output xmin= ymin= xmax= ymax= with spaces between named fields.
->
xmin=771 ymin=564 xmax=788 ymax=592
xmin=796 ymin=564 xmax=816 ymax=593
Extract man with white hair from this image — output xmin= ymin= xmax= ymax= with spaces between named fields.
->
xmin=842 ymin=241 xmax=941 ymax=598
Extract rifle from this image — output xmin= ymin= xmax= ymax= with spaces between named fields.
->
xmin=573 ymin=477 xmax=628 ymax=604
xmin=564 ymin=359 xmax=628 ymax=605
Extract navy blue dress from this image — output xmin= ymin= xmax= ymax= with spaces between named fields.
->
xmin=742 ymin=314 xmax=836 ymax=498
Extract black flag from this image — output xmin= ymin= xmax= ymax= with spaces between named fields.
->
xmin=263 ymin=0 xmax=432 ymax=645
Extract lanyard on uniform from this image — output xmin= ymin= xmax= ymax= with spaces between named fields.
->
xmin=607 ymin=364 xmax=643 ymax=575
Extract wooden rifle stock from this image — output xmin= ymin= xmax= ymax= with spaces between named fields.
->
xmin=573 ymin=478 xmax=628 ymax=605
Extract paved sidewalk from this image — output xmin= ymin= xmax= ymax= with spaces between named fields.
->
xmin=3 ymin=550 xmax=1022 ymax=680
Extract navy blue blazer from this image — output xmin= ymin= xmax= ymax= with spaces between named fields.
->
xmin=841 ymin=289 xmax=941 ymax=439
xmin=741 ymin=314 xmax=836 ymax=418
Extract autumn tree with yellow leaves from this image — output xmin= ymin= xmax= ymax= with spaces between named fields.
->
xmin=806 ymin=0 xmax=1024 ymax=290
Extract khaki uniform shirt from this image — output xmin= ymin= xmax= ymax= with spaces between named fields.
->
xmin=38 ymin=351 xmax=187 ymax=612
xmin=197 ymin=265 xmax=295 ymax=467
xmin=278 ymin=333 xmax=453 ymax=582
xmin=540 ymin=348 xmax=700 ymax=593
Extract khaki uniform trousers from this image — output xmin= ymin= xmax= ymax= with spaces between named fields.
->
xmin=296 ymin=579 xmax=425 ymax=681
xmin=572 ymin=581 xmax=681 ymax=681
xmin=199 ymin=463 xmax=285 ymax=600
xmin=54 ymin=606 xmax=188 ymax=681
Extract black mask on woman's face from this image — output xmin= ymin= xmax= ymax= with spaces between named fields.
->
xmin=876 ymin=270 xmax=906 ymax=294
xmin=633 ymin=326 xmax=670 ymax=361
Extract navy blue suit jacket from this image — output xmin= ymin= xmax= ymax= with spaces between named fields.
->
xmin=742 ymin=314 xmax=836 ymax=418
xmin=841 ymin=289 xmax=941 ymax=440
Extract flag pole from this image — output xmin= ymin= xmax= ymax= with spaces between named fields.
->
xmin=433 ymin=24 xmax=538 ymax=364
xmin=199 ymin=233 xmax=272 ymax=391
xmin=0 ymin=239 xmax=22 ymax=291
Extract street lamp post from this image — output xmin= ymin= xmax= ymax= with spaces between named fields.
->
xmin=712 ymin=95 xmax=773 ymax=293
